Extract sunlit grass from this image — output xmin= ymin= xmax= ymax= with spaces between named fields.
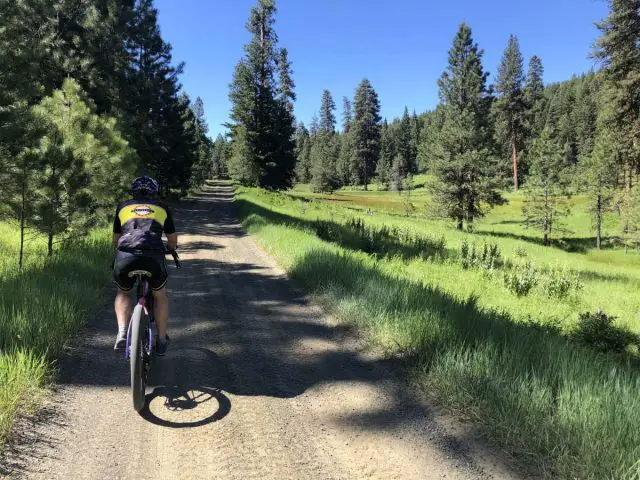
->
xmin=235 ymin=185 xmax=640 ymax=479
xmin=0 ymin=223 xmax=111 ymax=447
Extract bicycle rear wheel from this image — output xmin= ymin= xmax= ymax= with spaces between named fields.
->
xmin=129 ymin=304 xmax=147 ymax=412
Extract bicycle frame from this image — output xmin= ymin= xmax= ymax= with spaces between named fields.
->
xmin=124 ymin=275 xmax=155 ymax=360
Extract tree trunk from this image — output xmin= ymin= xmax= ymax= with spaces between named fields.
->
xmin=363 ymin=157 xmax=368 ymax=191
xmin=596 ymin=193 xmax=602 ymax=250
xmin=48 ymin=229 xmax=54 ymax=256
xmin=19 ymin=187 xmax=25 ymax=272
xmin=467 ymin=194 xmax=474 ymax=233
xmin=456 ymin=217 xmax=463 ymax=231
xmin=512 ymin=139 xmax=519 ymax=192
xmin=543 ymin=183 xmax=550 ymax=246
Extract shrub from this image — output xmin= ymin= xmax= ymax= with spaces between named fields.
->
xmin=572 ymin=310 xmax=638 ymax=354
xmin=540 ymin=266 xmax=583 ymax=299
xmin=513 ymin=244 xmax=528 ymax=259
xmin=460 ymin=239 xmax=501 ymax=273
xmin=503 ymin=261 xmax=539 ymax=296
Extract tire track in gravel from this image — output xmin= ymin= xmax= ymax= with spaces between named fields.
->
xmin=0 ymin=182 xmax=518 ymax=480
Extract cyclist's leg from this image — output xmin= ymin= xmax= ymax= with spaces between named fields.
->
xmin=112 ymin=251 xmax=136 ymax=349
xmin=115 ymin=289 xmax=133 ymax=330
xmin=152 ymin=287 xmax=169 ymax=338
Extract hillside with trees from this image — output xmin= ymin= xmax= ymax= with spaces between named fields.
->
xmin=224 ymin=0 xmax=639 ymax=250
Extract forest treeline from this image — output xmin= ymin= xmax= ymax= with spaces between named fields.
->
xmin=1 ymin=0 xmax=639 ymax=255
xmin=226 ymin=0 xmax=640 ymax=249
xmin=0 ymin=0 xmax=210 ymax=263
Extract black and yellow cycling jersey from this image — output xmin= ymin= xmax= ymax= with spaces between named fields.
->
xmin=113 ymin=199 xmax=176 ymax=252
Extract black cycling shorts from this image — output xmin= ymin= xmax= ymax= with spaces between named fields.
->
xmin=113 ymin=250 xmax=168 ymax=292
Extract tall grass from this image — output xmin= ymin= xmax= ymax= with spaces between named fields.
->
xmin=0 ymin=223 xmax=111 ymax=447
xmin=236 ymin=187 xmax=640 ymax=479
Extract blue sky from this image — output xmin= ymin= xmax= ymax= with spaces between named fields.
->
xmin=155 ymin=0 xmax=609 ymax=137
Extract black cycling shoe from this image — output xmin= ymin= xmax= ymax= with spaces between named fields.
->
xmin=155 ymin=335 xmax=170 ymax=356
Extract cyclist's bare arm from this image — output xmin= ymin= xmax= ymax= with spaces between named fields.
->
xmin=166 ymin=233 xmax=178 ymax=251
xmin=112 ymin=233 xmax=121 ymax=246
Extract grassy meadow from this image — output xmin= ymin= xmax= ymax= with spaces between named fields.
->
xmin=235 ymin=182 xmax=640 ymax=479
xmin=0 ymin=223 xmax=111 ymax=447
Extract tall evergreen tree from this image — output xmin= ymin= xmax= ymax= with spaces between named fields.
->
xmin=342 ymin=97 xmax=353 ymax=133
xmin=594 ymin=0 xmax=640 ymax=236
xmin=495 ymin=34 xmax=526 ymax=191
xmin=294 ymin=122 xmax=312 ymax=182
xmin=310 ymin=133 xmax=339 ymax=193
xmin=410 ymin=110 xmax=422 ymax=169
xmin=352 ymin=79 xmax=381 ymax=190
xmin=319 ymin=90 xmax=337 ymax=134
xmin=30 ymin=79 xmax=135 ymax=254
xmin=581 ymin=129 xmax=618 ymax=248
xmin=524 ymin=56 xmax=547 ymax=149
xmin=211 ymin=134 xmax=230 ymax=178
xmin=277 ymin=48 xmax=296 ymax=115
xmin=429 ymin=23 xmax=503 ymax=231
xmin=311 ymin=90 xmax=339 ymax=191
xmin=228 ymin=0 xmax=295 ymax=190
xmin=337 ymin=131 xmax=355 ymax=186
xmin=376 ymin=119 xmax=394 ymax=189
xmin=417 ymin=106 xmax=445 ymax=172
xmin=394 ymin=107 xmax=416 ymax=176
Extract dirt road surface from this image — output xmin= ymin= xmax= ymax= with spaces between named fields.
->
xmin=1 ymin=184 xmax=517 ymax=480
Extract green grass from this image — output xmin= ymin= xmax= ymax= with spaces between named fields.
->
xmin=235 ymin=186 xmax=640 ymax=479
xmin=0 ymin=223 xmax=111 ymax=447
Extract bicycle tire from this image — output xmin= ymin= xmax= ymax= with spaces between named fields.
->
xmin=129 ymin=304 xmax=147 ymax=412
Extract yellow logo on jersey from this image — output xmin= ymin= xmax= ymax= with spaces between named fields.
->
xmin=119 ymin=204 xmax=168 ymax=226
xmin=132 ymin=206 xmax=154 ymax=216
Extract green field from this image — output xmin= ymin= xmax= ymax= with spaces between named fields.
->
xmin=235 ymin=184 xmax=640 ymax=479
xmin=0 ymin=223 xmax=111 ymax=447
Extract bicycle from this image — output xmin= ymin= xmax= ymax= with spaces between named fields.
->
xmin=124 ymin=247 xmax=181 ymax=412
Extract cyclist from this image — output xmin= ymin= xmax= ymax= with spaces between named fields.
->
xmin=112 ymin=176 xmax=178 ymax=355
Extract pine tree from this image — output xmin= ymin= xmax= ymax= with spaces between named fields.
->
xmin=311 ymin=90 xmax=339 ymax=191
xmin=581 ymin=129 xmax=617 ymax=248
xmin=309 ymin=113 xmax=320 ymax=137
xmin=396 ymin=107 xmax=416 ymax=175
xmin=30 ymin=79 xmax=136 ymax=254
xmin=277 ymin=48 xmax=296 ymax=115
xmin=125 ymin=0 xmax=198 ymax=192
xmin=573 ymin=73 xmax=599 ymax=158
xmin=294 ymin=123 xmax=312 ymax=182
xmin=319 ymin=90 xmax=337 ymax=134
xmin=310 ymin=133 xmax=339 ymax=193
xmin=417 ymin=106 xmax=445 ymax=172
xmin=375 ymin=120 xmax=394 ymax=189
xmin=342 ymin=97 xmax=353 ymax=133
xmin=594 ymin=0 xmax=640 ymax=237
xmin=495 ymin=35 xmax=526 ymax=191
xmin=228 ymin=0 xmax=295 ymax=190
xmin=352 ymin=79 xmax=381 ymax=190
xmin=189 ymin=96 xmax=213 ymax=187
xmin=337 ymin=131 xmax=355 ymax=186
xmin=228 ymin=124 xmax=258 ymax=185
xmin=211 ymin=134 xmax=230 ymax=178
xmin=430 ymin=23 xmax=503 ymax=231
xmin=525 ymin=56 xmax=546 ymax=139
xmin=523 ymin=128 xmax=571 ymax=245
xmin=410 ymin=110 xmax=422 ymax=170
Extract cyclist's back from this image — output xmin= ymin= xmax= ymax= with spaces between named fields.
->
xmin=114 ymin=198 xmax=175 ymax=253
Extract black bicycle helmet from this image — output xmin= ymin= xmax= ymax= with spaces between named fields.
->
xmin=131 ymin=176 xmax=160 ymax=197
